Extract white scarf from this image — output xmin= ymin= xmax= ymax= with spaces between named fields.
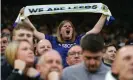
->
xmin=14 ymin=3 xmax=114 ymax=26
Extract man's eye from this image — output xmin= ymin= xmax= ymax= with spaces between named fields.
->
xmin=40 ymin=46 xmax=45 ymax=49
xmin=3 ymin=41 xmax=7 ymax=44
xmin=27 ymin=34 xmax=32 ymax=37
xmin=94 ymin=57 xmax=100 ymax=60
xmin=19 ymin=34 xmax=24 ymax=37
xmin=124 ymin=56 xmax=131 ymax=61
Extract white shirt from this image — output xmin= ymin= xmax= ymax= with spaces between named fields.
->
xmin=105 ymin=71 xmax=116 ymax=80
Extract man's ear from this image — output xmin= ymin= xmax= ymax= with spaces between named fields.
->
xmin=66 ymin=57 xmax=70 ymax=66
xmin=102 ymin=54 xmax=106 ymax=59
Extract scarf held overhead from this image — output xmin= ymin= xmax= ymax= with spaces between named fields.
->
xmin=14 ymin=3 xmax=114 ymax=26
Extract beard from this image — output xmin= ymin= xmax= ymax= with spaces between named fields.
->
xmin=88 ymin=66 xmax=99 ymax=73
xmin=85 ymin=63 xmax=101 ymax=73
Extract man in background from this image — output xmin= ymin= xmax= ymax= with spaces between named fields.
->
xmin=66 ymin=45 xmax=83 ymax=66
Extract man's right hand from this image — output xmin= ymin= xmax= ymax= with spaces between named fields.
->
xmin=48 ymin=71 xmax=60 ymax=80
xmin=18 ymin=7 xmax=45 ymax=40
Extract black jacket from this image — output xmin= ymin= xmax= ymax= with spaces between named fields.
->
xmin=6 ymin=72 xmax=40 ymax=80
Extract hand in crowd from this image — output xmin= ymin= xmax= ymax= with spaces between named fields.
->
xmin=14 ymin=59 xmax=26 ymax=71
xmin=26 ymin=67 xmax=40 ymax=78
xmin=48 ymin=71 xmax=59 ymax=80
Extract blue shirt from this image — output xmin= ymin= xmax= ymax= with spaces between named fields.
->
xmin=45 ymin=34 xmax=84 ymax=67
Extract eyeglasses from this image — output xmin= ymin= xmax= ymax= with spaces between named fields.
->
xmin=68 ymin=52 xmax=82 ymax=56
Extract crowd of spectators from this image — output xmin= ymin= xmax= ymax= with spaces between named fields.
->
xmin=1 ymin=4 xmax=133 ymax=48
xmin=1 ymin=1 xmax=133 ymax=80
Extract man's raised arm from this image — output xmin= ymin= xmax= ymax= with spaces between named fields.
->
xmin=86 ymin=14 xmax=107 ymax=34
xmin=23 ymin=18 xmax=45 ymax=40
xmin=19 ymin=7 xmax=45 ymax=40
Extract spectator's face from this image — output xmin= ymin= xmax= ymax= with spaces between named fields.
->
xmin=105 ymin=46 xmax=116 ymax=61
xmin=83 ymin=50 xmax=103 ymax=73
xmin=67 ymin=46 xmax=83 ymax=66
xmin=116 ymin=46 xmax=133 ymax=80
xmin=60 ymin=22 xmax=73 ymax=40
xmin=2 ymin=29 xmax=11 ymax=35
xmin=13 ymin=29 xmax=33 ymax=44
xmin=37 ymin=40 xmax=52 ymax=56
xmin=17 ymin=41 xmax=34 ymax=65
xmin=1 ymin=37 xmax=9 ymax=54
xmin=38 ymin=51 xmax=63 ymax=80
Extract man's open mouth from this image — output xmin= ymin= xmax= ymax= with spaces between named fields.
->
xmin=66 ymin=30 xmax=70 ymax=35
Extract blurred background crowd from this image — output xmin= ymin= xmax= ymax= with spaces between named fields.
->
xmin=1 ymin=0 xmax=133 ymax=80
xmin=1 ymin=0 xmax=133 ymax=48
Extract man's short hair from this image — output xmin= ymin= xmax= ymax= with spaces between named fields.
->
xmin=1 ymin=33 xmax=11 ymax=42
xmin=13 ymin=24 xmax=34 ymax=36
xmin=80 ymin=33 xmax=104 ymax=53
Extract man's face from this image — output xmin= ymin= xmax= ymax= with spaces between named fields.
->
xmin=83 ymin=50 xmax=103 ymax=73
xmin=13 ymin=29 xmax=33 ymax=44
xmin=1 ymin=37 xmax=9 ymax=54
xmin=105 ymin=46 xmax=116 ymax=61
xmin=2 ymin=29 xmax=11 ymax=35
xmin=38 ymin=51 xmax=63 ymax=79
xmin=67 ymin=46 xmax=83 ymax=66
xmin=60 ymin=22 xmax=73 ymax=40
xmin=37 ymin=40 xmax=52 ymax=56
xmin=116 ymin=46 xmax=133 ymax=80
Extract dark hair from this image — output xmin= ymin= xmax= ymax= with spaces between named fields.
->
xmin=1 ymin=33 xmax=11 ymax=42
xmin=125 ymin=40 xmax=133 ymax=45
xmin=103 ymin=43 xmax=117 ymax=53
xmin=80 ymin=33 xmax=104 ymax=53
xmin=1 ymin=24 xmax=12 ymax=32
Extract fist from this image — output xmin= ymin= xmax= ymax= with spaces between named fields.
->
xmin=48 ymin=71 xmax=59 ymax=80
xmin=14 ymin=59 xmax=26 ymax=71
xmin=27 ymin=67 xmax=40 ymax=78
xmin=20 ymin=7 xmax=25 ymax=15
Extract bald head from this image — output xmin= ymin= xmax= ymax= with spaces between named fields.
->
xmin=68 ymin=45 xmax=82 ymax=54
xmin=114 ymin=45 xmax=133 ymax=80
xmin=37 ymin=49 xmax=63 ymax=80
xmin=117 ymin=45 xmax=133 ymax=56
xmin=67 ymin=45 xmax=83 ymax=66
xmin=36 ymin=39 xmax=52 ymax=56
xmin=38 ymin=49 xmax=62 ymax=64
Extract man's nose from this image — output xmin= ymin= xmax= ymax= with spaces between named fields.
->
xmin=44 ymin=47 xmax=49 ymax=51
xmin=22 ymin=35 xmax=27 ymax=40
xmin=66 ymin=26 xmax=71 ymax=28
xmin=52 ymin=61 xmax=58 ymax=67
xmin=75 ymin=53 xmax=79 ymax=58
xmin=90 ymin=59 xmax=95 ymax=65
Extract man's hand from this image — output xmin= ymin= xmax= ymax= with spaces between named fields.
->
xmin=20 ymin=7 xmax=25 ymax=15
xmin=27 ymin=67 xmax=40 ymax=78
xmin=18 ymin=7 xmax=45 ymax=40
xmin=48 ymin=71 xmax=60 ymax=80
xmin=14 ymin=59 xmax=26 ymax=71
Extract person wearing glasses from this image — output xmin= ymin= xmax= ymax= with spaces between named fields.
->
xmin=66 ymin=45 xmax=83 ymax=66
xmin=62 ymin=34 xmax=110 ymax=80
